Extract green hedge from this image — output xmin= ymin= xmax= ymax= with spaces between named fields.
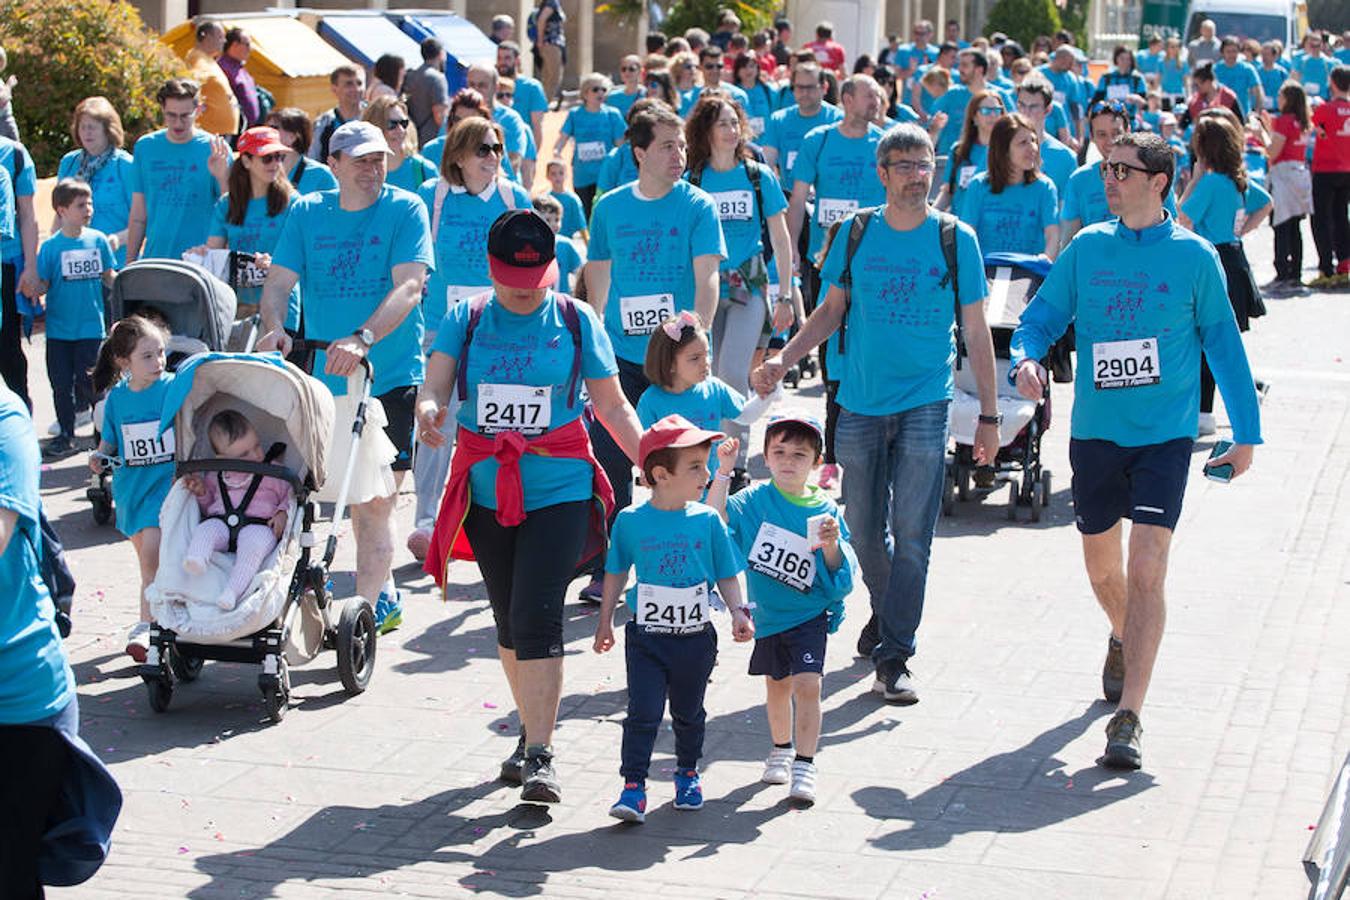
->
xmin=984 ymin=0 xmax=1064 ymax=51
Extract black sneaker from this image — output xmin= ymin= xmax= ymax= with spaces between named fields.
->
xmin=728 ymin=467 xmax=751 ymax=494
xmin=856 ymin=613 xmax=879 ymax=658
xmin=42 ymin=435 xmax=77 ymax=461
xmin=872 ymin=659 xmax=918 ymax=705
xmin=1102 ymin=636 xmax=1125 ymax=703
xmin=521 ymin=746 xmax=561 ymax=803
xmin=1099 ymin=709 xmax=1143 ymax=770
xmin=499 ymin=733 xmax=526 ymax=785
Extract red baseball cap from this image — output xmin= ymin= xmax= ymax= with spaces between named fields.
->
xmin=638 ymin=414 xmax=726 ymax=470
xmin=488 ymin=209 xmax=559 ymax=290
xmin=236 ymin=126 xmax=291 ymax=158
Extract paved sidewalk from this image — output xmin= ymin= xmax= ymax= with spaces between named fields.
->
xmin=31 ymin=227 xmax=1350 ymax=899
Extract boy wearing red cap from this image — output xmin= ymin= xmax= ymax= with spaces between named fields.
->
xmin=594 ymin=414 xmax=754 ymax=823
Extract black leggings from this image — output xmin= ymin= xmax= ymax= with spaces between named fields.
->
xmin=577 ymin=184 xmax=598 ymax=220
xmin=0 ymin=723 xmax=71 ymax=899
xmin=1272 ymin=216 xmax=1303 ymax=282
xmin=464 ymin=500 xmax=590 ymax=660
xmin=1 ymin=263 xmax=31 ymax=409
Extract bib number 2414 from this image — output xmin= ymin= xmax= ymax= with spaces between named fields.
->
xmin=636 ymin=583 xmax=709 ymax=633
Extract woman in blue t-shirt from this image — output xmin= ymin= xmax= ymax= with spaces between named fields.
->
xmin=552 ymin=72 xmax=627 ymax=216
xmin=1160 ymin=38 xmax=1189 ymax=103
xmin=1092 ymin=45 xmax=1149 ymax=122
xmin=57 ymin=97 xmax=135 ymax=266
xmin=732 ymin=52 xmax=782 ymax=141
xmin=937 ymin=90 xmax=1004 ymax=216
xmin=960 ymin=113 xmax=1060 ymax=258
xmin=364 ymin=97 xmax=437 ymax=194
xmin=266 ymin=107 xmax=339 ymax=197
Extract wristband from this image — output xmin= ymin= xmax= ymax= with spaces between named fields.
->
xmin=714 ymin=472 xmax=732 ymax=482
xmin=978 ymin=413 xmax=1002 ymax=425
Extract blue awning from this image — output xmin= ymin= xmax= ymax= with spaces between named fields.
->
xmin=315 ymin=12 xmax=423 ymax=71
xmin=394 ymin=12 xmax=497 ymax=71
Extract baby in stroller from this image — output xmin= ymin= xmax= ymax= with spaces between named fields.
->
xmin=182 ymin=409 xmax=292 ymax=610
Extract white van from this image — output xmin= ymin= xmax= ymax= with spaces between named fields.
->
xmin=1183 ymin=0 xmax=1308 ymax=49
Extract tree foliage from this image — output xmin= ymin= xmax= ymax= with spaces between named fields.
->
xmin=984 ymin=0 xmax=1064 ymax=51
xmin=659 ymin=0 xmax=781 ymax=38
xmin=0 ymin=0 xmax=185 ymax=175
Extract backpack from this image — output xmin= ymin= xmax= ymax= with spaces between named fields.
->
xmin=456 ymin=293 xmax=585 ymax=410
xmin=688 ymin=159 xmax=774 ymax=263
xmin=836 ymin=209 xmax=964 ymax=365
xmin=35 ymin=509 xmax=75 ymax=638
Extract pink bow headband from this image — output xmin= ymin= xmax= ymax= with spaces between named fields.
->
xmin=661 ymin=310 xmax=699 ymax=341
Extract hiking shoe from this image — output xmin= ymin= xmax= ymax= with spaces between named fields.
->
xmin=499 ymin=733 xmax=526 ymax=785
xmin=373 ymin=589 xmax=403 ymax=635
xmin=673 ymin=768 xmax=703 ymax=810
xmin=817 ymin=463 xmax=840 ymax=490
xmin=125 ymin=621 xmax=151 ymax=664
xmin=872 ymin=659 xmax=919 ymax=705
xmin=405 ymin=527 xmax=431 ymax=562
xmin=521 ymin=747 xmax=561 ymax=803
xmin=728 ymin=468 xmax=751 ymax=494
xmin=1102 ymin=635 xmax=1125 ymax=703
xmin=761 ymin=747 xmax=794 ymax=785
xmin=789 ymin=760 xmax=818 ymax=804
xmin=856 ymin=613 xmax=880 ymax=658
xmin=1100 ymin=709 xmax=1143 ymax=770
xmin=42 ymin=435 xmax=78 ymax=461
xmin=577 ymin=577 xmax=604 ymax=604
xmin=608 ymin=782 xmax=647 ymax=823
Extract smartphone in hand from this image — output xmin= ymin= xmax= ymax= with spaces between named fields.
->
xmin=1205 ymin=439 xmax=1234 ymax=483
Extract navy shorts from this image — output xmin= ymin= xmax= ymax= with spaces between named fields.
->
xmin=1069 ymin=437 xmax=1193 ymax=534
xmin=748 ymin=612 xmax=828 ymax=680
xmin=376 ymin=385 xmax=417 ymax=472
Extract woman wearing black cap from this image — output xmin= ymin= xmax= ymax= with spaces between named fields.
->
xmin=417 ymin=209 xmax=643 ymax=805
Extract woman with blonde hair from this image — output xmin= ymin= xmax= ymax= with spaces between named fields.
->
xmin=550 ymin=72 xmax=626 ymax=215
xmin=57 ymin=97 xmax=134 ymax=263
xmin=363 ymin=95 xmax=436 ymax=192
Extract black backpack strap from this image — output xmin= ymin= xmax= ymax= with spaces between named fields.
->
xmin=835 ymin=206 xmax=876 ymax=356
xmin=745 ymin=160 xmax=775 ymax=264
xmin=688 ymin=163 xmax=702 ymax=188
xmin=455 ymin=294 xmax=491 ymax=403
xmin=556 ymin=294 xmax=584 ymax=409
xmin=935 ymin=212 xmax=966 ymax=369
xmin=292 ymin=156 xmax=307 ymax=187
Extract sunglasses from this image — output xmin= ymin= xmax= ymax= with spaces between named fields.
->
xmin=977 ymin=106 xmax=1004 ymax=116
xmin=476 ymin=142 xmax=505 ymax=158
xmin=1099 ymin=160 xmax=1157 ymax=181
xmin=588 ymin=86 xmax=607 ymax=93
xmin=251 ymin=152 xmax=286 ymax=164
xmin=621 ymin=65 xmax=641 ymax=73
xmin=702 ymin=63 xmax=721 ymax=70
xmin=386 ymin=118 xmax=410 ymax=130
xmin=496 ymin=91 xmax=514 ymax=100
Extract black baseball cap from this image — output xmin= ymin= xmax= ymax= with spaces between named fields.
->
xmin=487 ymin=209 xmax=558 ymax=290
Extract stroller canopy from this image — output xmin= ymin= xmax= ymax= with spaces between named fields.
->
xmin=159 ymin=353 xmax=336 ymax=490
xmin=111 ymin=260 xmax=238 ymax=352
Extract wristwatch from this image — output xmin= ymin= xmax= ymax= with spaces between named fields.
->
xmin=978 ymin=413 xmax=1003 ymax=426
xmin=353 ymin=327 xmax=375 ymax=348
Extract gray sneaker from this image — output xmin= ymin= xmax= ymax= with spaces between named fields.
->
xmin=872 ymin=659 xmax=918 ymax=705
xmin=1102 ymin=636 xmax=1125 ymax=703
xmin=499 ymin=733 xmax=526 ymax=785
xmin=521 ymin=746 xmax=561 ymax=803
xmin=1099 ymin=709 xmax=1143 ymax=770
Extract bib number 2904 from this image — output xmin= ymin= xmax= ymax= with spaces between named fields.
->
xmin=1093 ymin=337 xmax=1160 ymax=390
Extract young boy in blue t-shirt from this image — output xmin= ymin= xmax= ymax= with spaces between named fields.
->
xmin=35 ymin=179 xmax=117 ymax=459
xmin=545 ymin=160 xmax=588 ymax=240
xmin=594 ymin=414 xmax=755 ymax=823
xmin=708 ymin=415 xmax=857 ymax=805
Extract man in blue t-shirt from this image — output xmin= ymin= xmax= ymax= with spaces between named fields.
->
xmin=1010 ymin=133 xmax=1261 ymax=772
xmin=497 ymin=41 xmax=548 ymax=158
xmin=1016 ymin=75 xmax=1079 ymax=208
xmin=931 ymin=48 xmax=1012 ymax=155
xmin=762 ymin=62 xmax=844 ymax=187
xmin=126 ymin=78 xmax=231 ymax=264
xmin=258 ymin=121 xmax=433 ymax=635
xmin=1213 ymin=37 xmax=1264 ymax=117
xmin=755 ymin=123 xmax=1001 ymax=707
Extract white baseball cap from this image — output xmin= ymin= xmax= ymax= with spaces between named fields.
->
xmin=328 ymin=121 xmax=392 ymax=159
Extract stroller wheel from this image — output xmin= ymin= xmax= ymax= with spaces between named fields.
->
xmin=1006 ymin=480 xmax=1020 ymax=521
xmin=261 ymin=660 xmax=290 ymax=723
xmin=337 ymin=598 xmax=378 ymax=696
xmin=145 ymin=676 xmax=173 ymax=713
xmin=169 ymin=646 xmax=203 ymax=683
xmin=957 ymin=465 xmax=971 ymax=502
xmin=1040 ymin=470 xmax=1052 ymax=507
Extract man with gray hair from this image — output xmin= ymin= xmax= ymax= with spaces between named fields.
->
xmin=1187 ymin=19 xmax=1221 ymax=65
xmin=490 ymin=14 xmax=515 ymax=45
xmin=756 ymin=123 xmax=1001 ymax=705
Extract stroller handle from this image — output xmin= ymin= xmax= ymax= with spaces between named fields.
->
xmin=290 ymin=338 xmax=374 ymax=382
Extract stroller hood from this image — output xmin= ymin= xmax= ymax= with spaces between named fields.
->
xmin=158 ymin=353 xmax=336 ymax=489
xmin=110 ymin=260 xmax=237 ymax=351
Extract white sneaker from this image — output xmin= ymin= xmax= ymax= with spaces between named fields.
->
xmin=1197 ymin=412 xmax=1217 ymax=436
xmin=789 ymin=760 xmax=817 ymax=803
xmin=761 ymin=747 xmax=794 ymax=785
xmin=47 ymin=419 xmax=61 ymax=436
xmin=125 ymin=621 xmax=151 ymax=663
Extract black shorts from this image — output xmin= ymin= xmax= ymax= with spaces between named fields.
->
xmin=1069 ymin=437 xmax=1193 ymax=534
xmin=748 ymin=612 xmax=828 ymax=680
xmin=377 ymin=385 xmax=417 ymax=472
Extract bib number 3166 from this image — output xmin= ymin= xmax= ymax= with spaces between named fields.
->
xmin=750 ymin=522 xmax=816 ymax=592
xmin=1093 ymin=337 xmax=1161 ymax=390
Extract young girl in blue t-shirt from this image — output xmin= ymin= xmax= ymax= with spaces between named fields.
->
xmin=88 ymin=315 xmax=176 ymax=663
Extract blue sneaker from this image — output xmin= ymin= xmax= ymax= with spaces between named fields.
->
xmin=608 ymin=782 xmax=646 ymax=823
xmin=673 ymin=768 xmax=703 ymax=810
xmin=373 ymin=589 xmax=403 ymax=635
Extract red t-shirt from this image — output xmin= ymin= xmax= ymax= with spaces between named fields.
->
xmin=805 ymin=39 xmax=847 ymax=73
xmin=1312 ymin=98 xmax=1350 ymax=172
xmin=1272 ymin=113 xmax=1309 ymax=163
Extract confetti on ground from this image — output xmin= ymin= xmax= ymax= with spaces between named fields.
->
xmin=482 ymin=701 xmax=497 ymax=709
xmin=177 ymin=846 xmax=189 ymax=854
xmin=213 ymin=832 xmax=224 ymax=841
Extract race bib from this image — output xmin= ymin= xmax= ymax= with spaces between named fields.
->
xmin=446 ymin=284 xmax=487 ymax=308
xmin=636 ymin=582 xmax=710 ymax=633
xmin=711 ymin=189 xmax=754 ymax=221
xmin=749 ymin=116 xmax=766 ymax=136
xmin=577 ymin=141 xmax=607 ymax=162
xmin=959 ymin=165 xmax=977 ymax=189
xmin=61 ymin=248 xmax=102 ymax=281
xmin=1053 ymin=90 xmax=1067 ymax=106
xmin=1306 ymin=82 xmax=1321 ymax=96
xmin=766 ymin=281 xmax=781 ymax=306
xmin=236 ymin=257 xmax=266 ymax=288
xmin=817 ymin=197 xmax=858 ymax=228
xmin=1093 ymin=337 xmax=1161 ymax=390
xmin=619 ymin=293 xmax=675 ymax=336
xmin=477 ymin=383 xmax=551 ymax=435
xmin=749 ymin=522 xmax=816 ymax=592
xmin=785 ymin=150 xmax=798 ymax=172
xmin=1107 ymin=83 xmax=1130 ymax=101
xmin=121 ymin=421 xmax=175 ymax=467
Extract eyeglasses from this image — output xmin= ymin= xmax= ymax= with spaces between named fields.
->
xmin=792 ymin=82 xmax=822 ymax=91
xmin=702 ymin=63 xmax=721 ymax=71
xmin=1099 ymin=160 xmax=1158 ymax=181
xmin=977 ymin=105 xmax=1004 ymax=116
xmin=385 ymin=118 xmax=410 ymax=130
xmin=476 ymin=142 xmax=505 ymax=158
xmin=882 ymin=159 xmax=935 ymax=175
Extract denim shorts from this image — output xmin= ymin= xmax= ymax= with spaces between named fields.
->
xmin=1069 ymin=437 xmax=1194 ymax=534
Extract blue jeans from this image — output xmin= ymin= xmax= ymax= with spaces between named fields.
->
xmin=45 ymin=338 xmax=100 ymax=437
xmin=834 ymin=400 xmax=949 ymax=664
xmin=620 ymin=622 xmax=717 ymax=782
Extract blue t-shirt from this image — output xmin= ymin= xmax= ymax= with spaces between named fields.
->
xmin=1181 ymin=171 xmax=1250 ymax=245
xmin=1040 ymin=136 xmax=1078 ymax=207
xmin=416 ymin=178 xmax=532 ymax=326
xmin=0 ymin=137 xmax=36 ymax=264
xmin=36 ymin=229 xmax=116 ymax=340
xmin=1294 ymin=55 xmax=1336 ymax=100
xmin=495 ymin=104 xmax=535 ymax=169
xmin=0 ymin=388 xmax=74 ymax=725
xmin=208 ymin=194 xmax=298 ymax=317
xmin=894 ymin=42 xmax=939 ymax=72
xmin=555 ymin=234 xmax=584 ymax=291
xmin=793 ymin=123 xmax=887 ymax=260
xmin=1213 ymin=60 xmax=1262 ymax=115
xmin=942 ymin=142 xmax=989 ymax=217
xmin=272 ymin=186 xmax=433 ymax=396
xmin=288 ymin=157 xmax=339 ymax=196
xmin=818 ymin=209 xmax=988 ymax=416
xmin=604 ymin=86 xmax=645 ymax=120
xmin=129 ymin=130 xmax=224 ymax=260
xmin=1038 ymin=66 xmax=1087 ymax=116
xmin=551 ymin=189 xmax=587 ymax=237
xmin=57 ymin=149 xmax=135 ymax=266
xmin=431 ymin=292 xmax=616 ymax=511
xmin=689 ymin=159 xmax=788 ymax=269
xmin=1160 ymin=57 xmax=1189 ymax=95
xmin=763 ymin=103 xmax=844 ymax=185
xmin=636 ymin=377 xmax=744 ymax=481
xmin=512 ymin=75 xmax=550 ymax=125
xmin=103 ymin=373 xmax=177 ymax=537
xmin=561 ymin=105 xmax=627 ymax=187
xmin=741 ymin=82 xmax=783 ymax=139
xmin=1011 ymin=216 xmax=1244 ymax=446
xmin=605 ymin=501 xmax=744 ymax=613
xmin=596 ymin=143 xmax=638 ymax=195
xmin=0 ymin=166 xmax=12 ymax=243
xmin=726 ymin=481 xmax=856 ymax=638
xmin=1258 ymin=63 xmax=1289 ymax=110
xmin=1045 ymin=101 xmax=1072 ymax=140
xmin=1135 ymin=49 xmax=1164 ymax=78
xmin=960 ymin=172 xmax=1059 ymax=255
xmin=1093 ymin=71 xmax=1148 ymax=116
xmin=385 ymin=153 xmax=438 ymax=193
xmin=588 ymin=180 xmax=727 ymax=364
